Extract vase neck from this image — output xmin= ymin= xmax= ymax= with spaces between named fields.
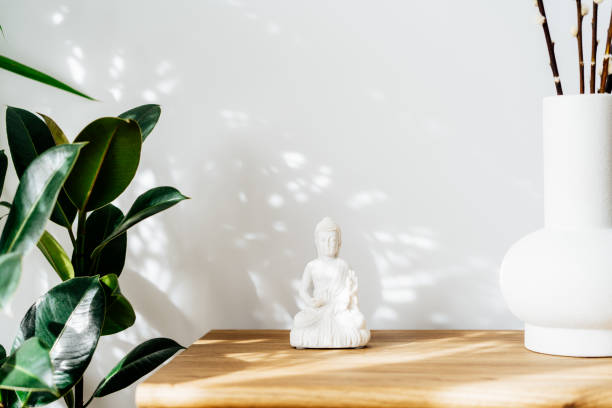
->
xmin=543 ymin=95 xmax=612 ymax=229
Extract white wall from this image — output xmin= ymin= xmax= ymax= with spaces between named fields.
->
xmin=0 ymin=0 xmax=597 ymax=406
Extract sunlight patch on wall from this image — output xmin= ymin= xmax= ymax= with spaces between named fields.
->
xmin=313 ymin=175 xmax=331 ymax=188
xmin=67 ymin=57 xmax=85 ymax=84
xmin=157 ymin=78 xmax=178 ymax=94
xmin=282 ymin=152 xmax=306 ymax=169
xmin=347 ymin=190 xmax=388 ymax=210
xmin=142 ymin=89 xmax=158 ymax=102
xmin=72 ymin=46 xmax=83 ymax=59
xmin=108 ymin=87 xmax=122 ymax=101
xmin=372 ymin=305 xmax=398 ymax=321
xmin=268 ymin=194 xmax=285 ymax=208
xmin=51 ymin=12 xmax=64 ymax=25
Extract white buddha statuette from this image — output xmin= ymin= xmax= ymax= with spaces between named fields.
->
xmin=290 ymin=217 xmax=370 ymax=349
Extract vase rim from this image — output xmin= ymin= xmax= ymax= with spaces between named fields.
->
xmin=544 ymin=93 xmax=612 ymax=101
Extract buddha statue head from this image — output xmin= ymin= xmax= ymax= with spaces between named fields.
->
xmin=314 ymin=217 xmax=342 ymax=258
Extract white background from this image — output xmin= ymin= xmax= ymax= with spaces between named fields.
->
xmin=0 ymin=0 xmax=599 ymax=406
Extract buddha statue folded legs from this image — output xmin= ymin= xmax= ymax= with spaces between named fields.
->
xmin=290 ymin=217 xmax=370 ymax=349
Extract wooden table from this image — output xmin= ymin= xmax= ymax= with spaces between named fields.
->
xmin=135 ymin=330 xmax=612 ymax=407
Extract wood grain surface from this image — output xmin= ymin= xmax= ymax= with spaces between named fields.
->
xmin=135 ymin=330 xmax=612 ymax=408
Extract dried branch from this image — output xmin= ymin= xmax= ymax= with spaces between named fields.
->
xmin=576 ymin=0 xmax=586 ymax=93
xmin=591 ymin=0 xmax=599 ymax=93
xmin=536 ymin=0 xmax=563 ymax=95
xmin=599 ymin=7 xmax=612 ymax=92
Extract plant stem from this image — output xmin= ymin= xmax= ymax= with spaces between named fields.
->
xmin=536 ymin=0 xmax=563 ymax=95
xmin=591 ymin=0 xmax=599 ymax=93
xmin=75 ymin=210 xmax=87 ymax=277
xmin=75 ymin=380 xmax=83 ymax=408
xmin=577 ymin=0 xmax=586 ymax=93
xmin=67 ymin=225 xmax=77 ymax=247
xmin=83 ymin=395 xmax=94 ymax=408
xmin=599 ymin=8 xmax=612 ymax=92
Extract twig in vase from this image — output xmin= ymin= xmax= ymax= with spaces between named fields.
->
xmin=536 ymin=0 xmax=563 ymax=94
xmin=590 ymin=0 xmax=599 ymax=93
xmin=606 ymin=74 xmax=612 ymax=92
xmin=599 ymin=6 xmax=612 ymax=92
xmin=573 ymin=0 xmax=587 ymax=93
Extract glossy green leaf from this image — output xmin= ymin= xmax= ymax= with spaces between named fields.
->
xmin=6 ymin=107 xmax=55 ymax=177
xmin=91 ymin=187 xmax=188 ymax=259
xmin=0 ymin=150 xmax=7 ymax=197
xmin=118 ymin=105 xmax=161 ymax=142
xmin=37 ymin=231 xmax=74 ymax=281
xmin=39 ymin=113 xmax=69 ymax=145
xmin=6 ymin=107 xmax=78 ymax=228
xmin=13 ymin=277 xmax=105 ymax=405
xmin=92 ymin=338 xmax=184 ymax=398
xmin=102 ymin=295 xmax=134 ymax=337
xmin=83 ymin=204 xmax=126 ymax=277
xmin=40 ymin=114 xmax=76 ymax=230
xmin=0 ymin=337 xmax=58 ymax=396
xmin=0 ymin=252 xmax=22 ymax=310
xmin=0 ymin=55 xmax=94 ymax=100
xmin=0 ymin=143 xmax=82 ymax=255
xmin=0 ymin=345 xmax=6 ymax=365
xmin=100 ymin=274 xmax=135 ymax=336
xmin=11 ymin=303 xmax=36 ymax=355
xmin=64 ymin=117 xmax=141 ymax=212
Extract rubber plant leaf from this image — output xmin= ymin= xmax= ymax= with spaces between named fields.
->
xmin=0 ymin=55 xmax=93 ymax=100
xmin=0 ymin=337 xmax=58 ymax=396
xmin=118 ymin=104 xmax=161 ymax=141
xmin=0 ymin=252 xmax=22 ymax=310
xmin=0 ymin=150 xmax=7 ymax=196
xmin=37 ymin=231 xmax=74 ymax=281
xmin=99 ymin=274 xmax=135 ymax=336
xmin=5 ymin=107 xmax=78 ymax=228
xmin=12 ymin=277 xmax=105 ymax=406
xmin=39 ymin=113 xmax=70 ymax=145
xmin=11 ymin=303 xmax=36 ymax=355
xmin=82 ymin=204 xmax=126 ymax=277
xmin=64 ymin=117 xmax=141 ymax=212
xmin=0 ymin=143 xmax=82 ymax=255
xmin=91 ymin=186 xmax=188 ymax=258
xmin=92 ymin=338 xmax=184 ymax=398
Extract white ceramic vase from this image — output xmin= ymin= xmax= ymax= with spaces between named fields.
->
xmin=500 ymin=94 xmax=612 ymax=357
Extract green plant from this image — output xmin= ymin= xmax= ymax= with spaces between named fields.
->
xmin=0 ymin=24 xmax=93 ymax=100
xmin=0 ymin=104 xmax=188 ymax=407
xmin=0 ymin=56 xmax=94 ymax=100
